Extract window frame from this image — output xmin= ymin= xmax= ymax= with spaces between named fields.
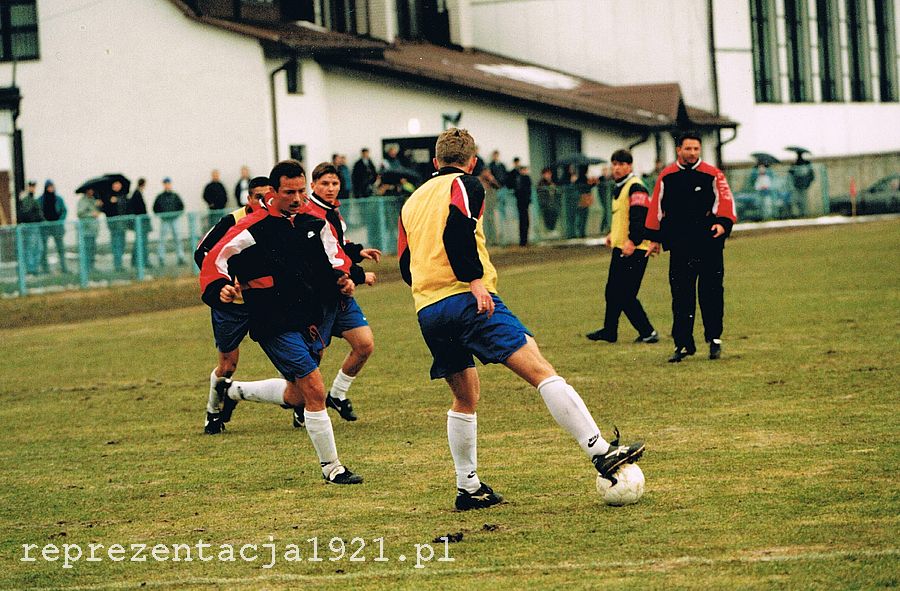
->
xmin=0 ymin=0 xmax=40 ymax=63
xmin=749 ymin=0 xmax=781 ymax=103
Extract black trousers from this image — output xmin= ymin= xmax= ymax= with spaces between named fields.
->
xmin=668 ymin=246 xmax=725 ymax=349
xmin=603 ymin=247 xmax=654 ymax=338
xmin=517 ymin=202 xmax=530 ymax=246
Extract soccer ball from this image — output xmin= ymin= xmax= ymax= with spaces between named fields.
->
xmin=596 ymin=464 xmax=644 ymax=506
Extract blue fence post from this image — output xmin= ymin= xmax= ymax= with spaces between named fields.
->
xmin=376 ymin=198 xmax=389 ymax=253
xmin=135 ymin=215 xmax=146 ymax=281
xmin=15 ymin=225 xmax=27 ymax=296
xmin=77 ymin=221 xmax=88 ymax=289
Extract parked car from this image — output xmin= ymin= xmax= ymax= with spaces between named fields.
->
xmin=830 ymin=174 xmax=900 ymax=215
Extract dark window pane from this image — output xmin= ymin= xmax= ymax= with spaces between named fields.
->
xmin=10 ymin=4 xmax=37 ymax=26
xmin=12 ymin=32 xmax=38 ymax=59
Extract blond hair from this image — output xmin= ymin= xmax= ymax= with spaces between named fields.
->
xmin=435 ymin=128 xmax=476 ymax=167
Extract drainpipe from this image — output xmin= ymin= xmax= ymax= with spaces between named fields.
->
xmin=628 ymin=133 xmax=650 ymax=151
xmin=269 ymin=58 xmax=296 ymax=162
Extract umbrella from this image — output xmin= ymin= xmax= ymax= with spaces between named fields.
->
xmin=750 ymin=152 xmax=780 ymax=166
xmin=553 ymin=153 xmax=606 ymax=168
xmin=380 ymin=167 xmax=421 ymax=186
xmin=76 ymin=173 xmax=131 ymax=196
xmin=785 ymin=146 xmax=811 ymax=156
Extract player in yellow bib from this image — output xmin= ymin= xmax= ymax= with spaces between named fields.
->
xmin=398 ymin=129 xmax=645 ymax=510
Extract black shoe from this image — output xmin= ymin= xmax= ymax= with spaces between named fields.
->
xmin=587 ymin=329 xmax=617 ymax=343
xmin=216 ymin=378 xmax=238 ymax=423
xmin=635 ymin=330 xmax=660 ymax=344
xmin=709 ymin=339 xmax=722 ymax=360
xmin=592 ymin=441 xmax=645 ymax=486
xmin=455 ymin=482 xmax=504 ymax=511
xmin=668 ymin=346 xmax=696 ymax=363
xmin=323 ymin=465 xmax=363 ymax=485
xmin=326 ymin=392 xmax=358 ymax=421
xmin=292 ymin=405 xmax=305 ymax=429
xmin=204 ymin=412 xmax=225 ymax=435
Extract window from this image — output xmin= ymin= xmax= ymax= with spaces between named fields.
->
xmin=874 ymin=0 xmax=898 ymax=102
xmin=319 ymin=0 xmax=357 ymax=34
xmin=846 ymin=0 xmax=871 ymax=101
xmin=815 ymin=0 xmax=843 ymax=102
xmin=0 ymin=0 xmax=39 ymax=62
xmin=285 ymin=60 xmax=302 ymax=94
xmin=397 ymin=0 xmax=450 ymax=46
xmin=749 ymin=0 xmax=780 ymax=102
xmin=783 ymin=0 xmax=812 ymax=102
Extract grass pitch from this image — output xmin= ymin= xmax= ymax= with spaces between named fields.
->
xmin=1 ymin=220 xmax=898 ymax=590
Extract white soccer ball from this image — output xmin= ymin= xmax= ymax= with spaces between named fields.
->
xmin=596 ymin=463 xmax=645 ymax=506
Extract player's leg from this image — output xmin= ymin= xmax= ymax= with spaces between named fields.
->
xmin=668 ymin=249 xmax=698 ymax=361
xmin=503 ymin=334 xmax=644 ymax=481
xmin=445 ymin=367 xmax=502 ymax=510
xmin=326 ymin=324 xmax=374 ymax=421
xmin=620 ymin=253 xmax=656 ymax=342
xmin=697 ymin=247 xmax=725 ymax=359
xmin=205 ymin=306 xmax=250 ymax=434
xmin=262 ymin=330 xmax=361 ymax=484
xmin=588 ymin=251 xmax=622 ymax=342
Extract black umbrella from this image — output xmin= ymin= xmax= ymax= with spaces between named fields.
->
xmin=380 ymin=167 xmax=421 ymax=186
xmin=750 ymin=152 xmax=780 ymax=166
xmin=785 ymin=146 xmax=811 ymax=156
xmin=553 ymin=153 xmax=606 ymax=168
xmin=76 ymin=173 xmax=131 ymax=196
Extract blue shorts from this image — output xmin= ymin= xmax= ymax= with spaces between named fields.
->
xmin=321 ymin=296 xmax=369 ymax=346
xmin=211 ymin=305 xmax=251 ymax=353
xmin=417 ymin=293 xmax=532 ymax=380
xmin=258 ymin=331 xmax=324 ymax=381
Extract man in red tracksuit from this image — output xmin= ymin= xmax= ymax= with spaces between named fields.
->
xmin=645 ymin=132 xmax=737 ymax=362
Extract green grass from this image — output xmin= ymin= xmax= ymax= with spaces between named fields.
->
xmin=1 ymin=220 xmax=898 ymax=590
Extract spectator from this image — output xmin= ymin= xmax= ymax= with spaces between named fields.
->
xmin=506 ymin=157 xmax=521 ymax=191
xmin=37 ymin=180 xmax=68 ymax=273
xmin=352 ymin=148 xmax=377 ymax=198
xmin=753 ymin=164 xmax=775 ymax=219
xmin=474 ymin=151 xmax=502 ymax=245
xmin=16 ymin=180 xmax=44 ymax=275
xmin=77 ymin=188 xmax=101 ymax=271
xmin=153 ymin=177 xmax=186 ymax=265
xmin=203 ymin=169 xmax=228 ymax=228
xmin=514 ymin=165 xmax=533 ymax=246
xmin=597 ymin=165 xmax=614 ymax=234
xmin=102 ymin=179 xmax=129 ymax=271
xmin=574 ymin=167 xmax=593 ymax=238
xmin=127 ymin=178 xmax=152 ymax=268
xmin=234 ymin=165 xmax=251 ymax=207
xmin=488 ymin=150 xmax=508 ymax=188
xmin=536 ymin=166 xmax=560 ymax=231
xmin=381 ymin=145 xmax=402 ymax=171
xmin=332 ymin=154 xmax=353 ymax=200
xmin=788 ymin=154 xmax=815 ymax=217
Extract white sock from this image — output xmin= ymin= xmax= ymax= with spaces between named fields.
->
xmin=537 ymin=376 xmax=609 ymax=456
xmin=206 ymin=369 xmax=221 ymax=413
xmin=447 ymin=410 xmax=481 ymax=493
xmin=330 ymin=369 xmax=355 ymax=401
xmin=230 ymin=378 xmax=287 ymax=405
xmin=304 ymin=409 xmax=340 ymax=476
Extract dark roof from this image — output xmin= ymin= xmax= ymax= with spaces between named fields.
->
xmin=167 ymin=0 xmax=385 ymax=56
xmin=322 ymin=42 xmax=736 ymax=131
xmin=168 ymin=0 xmax=735 ymax=131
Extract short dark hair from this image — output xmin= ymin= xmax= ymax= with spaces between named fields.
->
xmin=137 ymin=178 xmax=146 ymax=187
xmin=311 ymin=162 xmax=340 ymax=181
xmin=269 ymin=159 xmax=305 ymax=190
xmin=610 ymin=149 xmax=633 ymax=164
xmin=676 ymin=131 xmax=702 ymax=147
xmin=249 ymin=176 xmax=271 ymax=190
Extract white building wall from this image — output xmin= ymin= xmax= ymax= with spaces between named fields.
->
xmin=467 ymin=0 xmax=900 ymax=164
xmin=468 ymin=0 xmax=716 ymax=111
xmin=712 ymin=0 xmax=900 ymax=162
xmin=0 ymin=0 xmax=273 ymax=215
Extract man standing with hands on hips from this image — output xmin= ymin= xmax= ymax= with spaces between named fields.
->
xmin=645 ymin=132 xmax=737 ymax=362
